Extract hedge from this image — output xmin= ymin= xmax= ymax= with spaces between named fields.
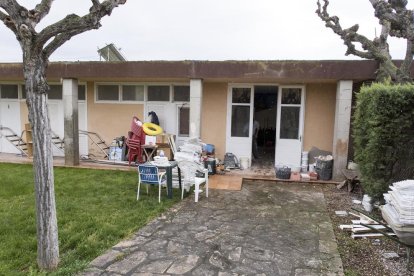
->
xmin=353 ymin=82 xmax=414 ymax=200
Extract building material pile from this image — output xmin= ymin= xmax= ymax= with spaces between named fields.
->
xmin=381 ymin=180 xmax=414 ymax=245
xmin=339 ymin=211 xmax=396 ymax=239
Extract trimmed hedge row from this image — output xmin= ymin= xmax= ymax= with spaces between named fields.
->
xmin=353 ymin=82 xmax=414 ymax=200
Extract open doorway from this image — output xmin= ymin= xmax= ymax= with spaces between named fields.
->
xmin=252 ymin=86 xmax=278 ymax=167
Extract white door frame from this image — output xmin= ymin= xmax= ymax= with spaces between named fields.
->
xmin=0 ymin=99 xmax=21 ymax=154
xmin=225 ymin=84 xmax=254 ymax=165
xmin=275 ymin=85 xmax=306 ymax=167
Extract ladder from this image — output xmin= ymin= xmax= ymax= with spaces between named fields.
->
xmin=0 ymin=126 xmax=29 ymax=157
xmin=51 ymin=131 xmax=64 ymax=153
xmin=79 ymin=130 xmax=110 ymax=158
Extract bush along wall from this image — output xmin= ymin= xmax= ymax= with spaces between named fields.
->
xmin=353 ymin=82 xmax=414 ymax=200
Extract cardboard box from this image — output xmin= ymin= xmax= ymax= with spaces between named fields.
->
xmin=156 ymin=133 xmax=168 ymax=144
xmin=145 ymin=135 xmax=156 ymax=145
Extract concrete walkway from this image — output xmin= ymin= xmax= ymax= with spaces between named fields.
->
xmin=81 ymin=181 xmax=343 ymax=275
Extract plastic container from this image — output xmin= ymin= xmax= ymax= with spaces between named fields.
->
xmin=204 ymin=144 xmax=215 ymax=155
xmin=302 ymin=151 xmax=309 ymax=158
xmin=275 ymin=166 xmax=291 ymax=179
xmin=239 ymin=157 xmax=250 ymax=170
xmin=309 ymin=163 xmax=316 ymax=172
xmin=315 ymin=159 xmax=333 ymax=180
xmin=204 ymin=158 xmax=216 ymax=175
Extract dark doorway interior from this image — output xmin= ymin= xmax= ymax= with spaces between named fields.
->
xmin=253 ymin=86 xmax=278 ymax=167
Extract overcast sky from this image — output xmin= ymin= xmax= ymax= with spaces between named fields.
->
xmin=0 ymin=0 xmax=411 ymax=62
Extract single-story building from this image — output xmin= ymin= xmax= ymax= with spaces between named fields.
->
xmin=0 ymin=60 xmax=381 ymax=178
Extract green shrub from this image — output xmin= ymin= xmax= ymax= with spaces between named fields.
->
xmin=353 ymin=82 xmax=414 ymax=200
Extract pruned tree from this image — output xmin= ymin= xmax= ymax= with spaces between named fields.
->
xmin=0 ymin=0 xmax=126 ymax=271
xmin=316 ymin=0 xmax=414 ymax=83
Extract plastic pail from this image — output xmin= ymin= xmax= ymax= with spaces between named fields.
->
xmin=240 ymin=157 xmax=250 ymax=170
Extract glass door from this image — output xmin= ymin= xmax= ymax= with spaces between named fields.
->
xmin=275 ymin=86 xmax=305 ymax=167
xmin=226 ymin=85 xmax=254 ymax=164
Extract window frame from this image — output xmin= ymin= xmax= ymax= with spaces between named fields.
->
xmin=0 ymin=83 xmax=19 ymax=100
xmin=95 ymin=82 xmax=145 ymax=104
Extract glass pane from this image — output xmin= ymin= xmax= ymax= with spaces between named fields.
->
xmin=231 ymin=105 xmax=250 ymax=137
xmin=78 ymin=85 xmax=86 ymax=100
xmin=179 ymin=107 xmax=190 ymax=136
xmin=97 ymin=85 xmax=119 ymax=101
xmin=280 ymin=106 xmax=300 ymax=139
xmin=147 ymin=85 xmax=170 ymax=101
xmin=281 ymin=88 xmax=301 ymax=104
xmin=48 ymin=85 xmax=63 ymax=100
xmin=173 ymin=86 xmax=190 ymax=101
xmin=122 ymin=85 xmax=144 ymax=101
xmin=0 ymin=84 xmax=18 ymax=99
xmin=22 ymin=85 xmax=26 ymax=99
xmin=232 ymin=88 xmax=251 ymax=104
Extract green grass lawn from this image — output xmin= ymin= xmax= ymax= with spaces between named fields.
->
xmin=0 ymin=163 xmax=181 ymax=275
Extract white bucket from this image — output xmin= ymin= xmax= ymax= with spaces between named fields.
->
xmin=240 ymin=157 xmax=250 ymax=170
xmin=302 ymin=151 xmax=309 ymax=158
xmin=301 ymin=158 xmax=308 ymax=166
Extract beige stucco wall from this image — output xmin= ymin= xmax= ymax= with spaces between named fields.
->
xmin=303 ymin=83 xmax=336 ymax=153
xmin=86 ymin=81 xmax=144 ymax=154
xmin=201 ymin=82 xmax=227 ymax=159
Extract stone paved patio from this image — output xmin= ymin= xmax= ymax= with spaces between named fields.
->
xmin=80 ymin=180 xmax=343 ymax=275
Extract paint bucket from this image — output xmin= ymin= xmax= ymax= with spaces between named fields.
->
xmin=301 ymin=157 xmax=308 ymax=166
xmin=301 ymin=165 xmax=308 ymax=172
xmin=239 ymin=157 xmax=250 ymax=170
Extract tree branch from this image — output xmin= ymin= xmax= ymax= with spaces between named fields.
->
xmin=316 ymin=0 xmax=376 ymax=59
xmin=42 ymin=29 xmax=85 ymax=60
xmin=36 ymin=0 xmax=126 ymax=56
xmin=370 ymin=0 xmax=414 ymax=39
xmin=30 ymin=0 xmax=54 ymax=24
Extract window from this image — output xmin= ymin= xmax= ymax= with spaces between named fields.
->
xmin=173 ymin=85 xmax=190 ymax=102
xmin=97 ymin=85 xmax=119 ymax=101
xmin=96 ymin=84 xmax=145 ymax=102
xmin=122 ymin=85 xmax=144 ymax=101
xmin=21 ymin=84 xmax=85 ymax=100
xmin=48 ymin=85 xmax=63 ymax=100
xmin=78 ymin=85 xmax=86 ymax=100
xmin=147 ymin=85 xmax=170 ymax=101
xmin=178 ymin=107 xmax=190 ymax=136
xmin=0 ymin=84 xmax=19 ymax=99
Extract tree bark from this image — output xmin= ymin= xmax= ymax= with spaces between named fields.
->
xmin=24 ymin=57 xmax=59 ymax=270
xmin=1 ymin=0 xmax=126 ymax=271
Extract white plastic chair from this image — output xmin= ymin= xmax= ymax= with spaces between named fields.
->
xmin=137 ymin=164 xmax=166 ymax=203
xmin=177 ymin=160 xmax=209 ymax=202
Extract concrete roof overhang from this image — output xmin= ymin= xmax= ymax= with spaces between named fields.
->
xmin=0 ymin=60 xmax=408 ymax=83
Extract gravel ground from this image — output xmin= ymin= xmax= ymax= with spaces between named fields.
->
xmin=322 ymin=184 xmax=414 ymax=276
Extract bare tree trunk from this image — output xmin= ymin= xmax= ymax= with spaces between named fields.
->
xmin=24 ymin=57 xmax=59 ymax=270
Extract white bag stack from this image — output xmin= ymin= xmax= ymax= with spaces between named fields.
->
xmin=381 ymin=179 xmax=414 ymax=245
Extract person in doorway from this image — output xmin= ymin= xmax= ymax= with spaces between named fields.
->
xmin=252 ymin=119 xmax=260 ymax=159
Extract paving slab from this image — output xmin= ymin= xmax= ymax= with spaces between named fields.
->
xmin=80 ymin=180 xmax=343 ymax=275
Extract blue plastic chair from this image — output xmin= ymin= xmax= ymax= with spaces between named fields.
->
xmin=137 ymin=164 xmax=166 ymax=203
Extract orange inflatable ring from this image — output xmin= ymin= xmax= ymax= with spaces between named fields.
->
xmin=142 ymin=122 xmax=163 ymax=136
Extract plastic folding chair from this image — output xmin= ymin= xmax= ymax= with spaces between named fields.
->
xmin=177 ymin=160 xmax=208 ymax=202
xmin=137 ymin=164 xmax=166 ymax=203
